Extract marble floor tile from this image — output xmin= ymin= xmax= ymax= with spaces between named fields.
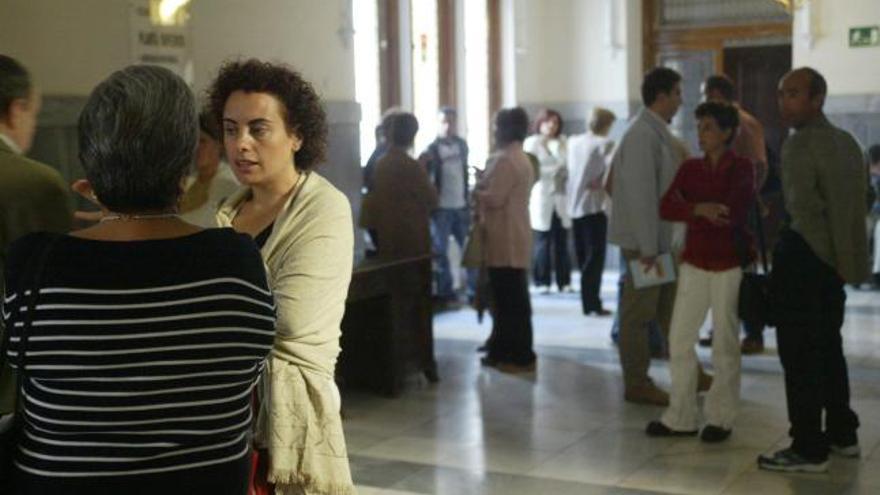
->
xmin=390 ymin=464 xmax=665 ymax=495
xmin=343 ymin=270 xmax=880 ymax=494
xmin=618 ymin=448 xmax=756 ymax=495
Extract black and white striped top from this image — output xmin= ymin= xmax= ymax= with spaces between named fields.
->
xmin=1 ymin=230 xmax=275 ymax=487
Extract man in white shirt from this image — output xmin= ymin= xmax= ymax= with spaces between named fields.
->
xmin=567 ymin=107 xmax=616 ymax=316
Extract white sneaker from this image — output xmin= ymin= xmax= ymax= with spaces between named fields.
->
xmin=538 ymin=285 xmax=551 ymax=295
xmin=830 ymin=443 xmax=861 ymax=458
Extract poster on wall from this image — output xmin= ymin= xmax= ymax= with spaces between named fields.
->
xmin=128 ymin=0 xmax=194 ymax=85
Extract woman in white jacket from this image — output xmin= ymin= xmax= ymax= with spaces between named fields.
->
xmin=524 ymin=108 xmax=572 ymax=293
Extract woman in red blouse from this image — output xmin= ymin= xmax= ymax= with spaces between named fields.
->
xmin=646 ymin=102 xmax=755 ymax=443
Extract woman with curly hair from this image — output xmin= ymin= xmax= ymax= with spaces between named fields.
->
xmin=208 ymin=59 xmax=354 ymax=494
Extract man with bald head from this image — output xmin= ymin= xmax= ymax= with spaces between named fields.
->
xmin=758 ymin=68 xmax=867 ymax=473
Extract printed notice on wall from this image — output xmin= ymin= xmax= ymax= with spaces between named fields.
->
xmin=129 ymin=1 xmax=194 ymax=84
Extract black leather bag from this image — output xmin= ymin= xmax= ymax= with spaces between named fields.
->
xmin=0 ymin=236 xmax=57 ymax=489
xmin=735 ymin=202 xmax=772 ymax=327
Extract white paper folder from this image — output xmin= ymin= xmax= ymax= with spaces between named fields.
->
xmin=629 ymin=253 xmax=676 ymax=289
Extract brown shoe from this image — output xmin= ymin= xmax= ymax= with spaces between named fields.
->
xmin=697 ymin=370 xmax=713 ymax=393
xmin=624 ymin=383 xmax=669 ymax=406
xmin=496 ymin=361 xmax=537 ymax=374
xmin=741 ymin=338 xmax=765 ymax=355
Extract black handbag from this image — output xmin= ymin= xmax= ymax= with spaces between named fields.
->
xmin=735 ymin=202 xmax=772 ymax=328
xmin=0 ymin=236 xmax=58 ymax=489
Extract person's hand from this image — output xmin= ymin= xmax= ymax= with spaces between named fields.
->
xmin=639 ymin=255 xmax=657 ymax=273
xmin=693 ymin=202 xmax=730 ymax=225
xmin=71 ymin=179 xmax=106 ymax=223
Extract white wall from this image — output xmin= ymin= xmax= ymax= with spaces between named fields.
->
xmin=511 ymin=0 xmax=642 ymax=127
xmin=190 ymin=0 xmax=356 ymax=100
xmin=0 ymin=0 xmax=131 ymax=95
xmin=793 ymin=0 xmax=880 ymax=96
xmin=0 ymin=0 xmax=357 ymax=101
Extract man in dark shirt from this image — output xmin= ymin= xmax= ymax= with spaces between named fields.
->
xmin=758 ymin=68 xmax=867 ymax=473
xmin=420 ymin=107 xmax=473 ymax=303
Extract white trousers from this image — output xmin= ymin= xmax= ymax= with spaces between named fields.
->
xmin=873 ymin=217 xmax=880 ymax=274
xmin=661 ymin=263 xmax=742 ymax=431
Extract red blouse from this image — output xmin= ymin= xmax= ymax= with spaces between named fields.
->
xmin=660 ymin=150 xmax=756 ymax=272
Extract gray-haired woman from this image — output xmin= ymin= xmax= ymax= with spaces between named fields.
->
xmin=1 ymin=65 xmax=275 ymax=494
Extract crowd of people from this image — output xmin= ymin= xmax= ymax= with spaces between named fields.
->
xmin=0 ymin=45 xmax=876 ymax=494
xmin=360 ymin=66 xmax=873 ymax=475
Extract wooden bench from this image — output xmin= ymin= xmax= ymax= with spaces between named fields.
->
xmin=338 ymin=255 xmax=437 ymax=396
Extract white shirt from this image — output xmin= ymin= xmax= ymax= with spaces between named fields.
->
xmin=0 ymin=132 xmax=22 ymax=155
xmin=566 ymin=132 xmax=612 ymax=219
xmin=436 ymin=141 xmax=467 ymax=209
xmin=524 ymin=134 xmax=571 ymax=231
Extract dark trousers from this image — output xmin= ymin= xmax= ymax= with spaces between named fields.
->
xmin=532 ymin=211 xmax=571 ymax=289
xmin=572 ymin=213 xmax=608 ymax=313
xmin=12 ymin=452 xmax=250 ymax=495
xmin=773 ymin=230 xmax=859 ymax=461
xmin=487 ymin=267 xmax=536 ymax=366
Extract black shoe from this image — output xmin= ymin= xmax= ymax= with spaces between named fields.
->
xmin=645 ymin=420 xmax=697 ymax=437
xmin=584 ymin=307 xmax=612 ymax=317
xmin=700 ymin=425 xmax=731 ymax=443
xmin=757 ymin=448 xmax=829 ymax=473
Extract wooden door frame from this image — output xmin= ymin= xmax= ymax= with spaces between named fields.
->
xmin=642 ymin=0 xmax=792 ymax=73
xmin=437 ymin=0 xmax=457 ymax=108
xmin=379 ymin=0 xmax=500 ymax=120
xmin=488 ymin=0 xmax=502 ymax=116
xmin=379 ymin=0 xmax=402 ymax=111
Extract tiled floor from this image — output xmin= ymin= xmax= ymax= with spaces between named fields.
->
xmin=343 ymin=272 xmax=880 ymax=494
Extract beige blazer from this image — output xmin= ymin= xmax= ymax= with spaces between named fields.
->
xmin=476 ymin=145 xmax=535 ymax=269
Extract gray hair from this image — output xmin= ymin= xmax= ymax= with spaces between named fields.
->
xmin=0 ymin=54 xmax=32 ymax=119
xmin=78 ymin=65 xmax=197 ymax=213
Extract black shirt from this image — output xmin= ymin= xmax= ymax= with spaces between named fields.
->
xmin=2 ymin=229 xmax=275 ymax=494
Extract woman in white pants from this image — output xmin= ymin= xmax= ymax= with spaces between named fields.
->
xmin=646 ymin=102 xmax=756 ymax=442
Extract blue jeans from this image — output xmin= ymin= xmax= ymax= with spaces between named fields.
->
xmin=432 ymin=208 xmax=475 ymax=298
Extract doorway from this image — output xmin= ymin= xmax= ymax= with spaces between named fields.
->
xmin=723 ymin=44 xmax=793 ymax=160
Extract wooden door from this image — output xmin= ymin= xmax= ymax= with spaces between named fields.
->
xmin=723 ymin=44 xmax=793 ymax=160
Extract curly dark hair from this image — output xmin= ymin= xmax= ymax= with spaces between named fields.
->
xmin=206 ymin=59 xmax=327 ymax=170
xmin=695 ymin=101 xmax=740 ymax=146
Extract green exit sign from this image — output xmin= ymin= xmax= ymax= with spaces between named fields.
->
xmin=850 ymin=26 xmax=880 ymax=47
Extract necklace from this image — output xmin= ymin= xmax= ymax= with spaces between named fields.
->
xmin=99 ymin=212 xmax=180 ymax=223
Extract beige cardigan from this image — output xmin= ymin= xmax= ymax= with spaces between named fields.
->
xmin=217 ymin=172 xmax=355 ymax=495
